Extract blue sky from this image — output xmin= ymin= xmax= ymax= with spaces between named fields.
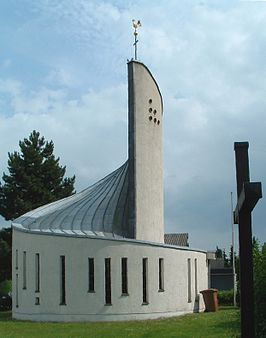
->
xmin=0 ymin=0 xmax=266 ymax=251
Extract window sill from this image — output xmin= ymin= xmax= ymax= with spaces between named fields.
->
xmin=158 ymin=289 xmax=164 ymax=292
xmin=121 ymin=293 xmax=129 ymax=297
xmin=142 ymin=302 xmax=149 ymax=306
xmin=88 ymin=290 xmax=95 ymax=293
xmin=104 ymin=303 xmax=112 ymax=306
xmin=59 ymin=303 xmax=67 ymax=306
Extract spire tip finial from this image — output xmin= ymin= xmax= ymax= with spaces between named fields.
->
xmin=132 ymin=19 xmax=141 ymax=60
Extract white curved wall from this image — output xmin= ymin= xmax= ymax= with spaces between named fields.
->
xmin=12 ymin=229 xmax=208 ymax=322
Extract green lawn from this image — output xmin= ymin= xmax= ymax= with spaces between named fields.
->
xmin=0 ymin=307 xmax=240 ymax=338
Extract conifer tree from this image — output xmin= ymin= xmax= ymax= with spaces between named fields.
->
xmin=0 ymin=130 xmax=75 ymax=220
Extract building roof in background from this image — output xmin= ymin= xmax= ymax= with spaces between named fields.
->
xmin=164 ymin=233 xmax=189 ymax=247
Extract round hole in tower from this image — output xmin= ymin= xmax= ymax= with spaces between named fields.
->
xmin=149 ymin=99 xmax=152 ymax=104
xmin=153 ymin=109 xmax=157 ymax=115
xmin=149 ymin=116 xmax=153 ymax=121
xmin=154 ymin=118 xmax=157 ymax=123
xmin=149 ymin=107 xmax=153 ymax=113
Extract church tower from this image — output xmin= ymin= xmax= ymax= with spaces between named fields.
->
xmin=128 ymin=61 xmax=164 ymax=243
xmin=13 ymin=61 xmax=165 ymax=244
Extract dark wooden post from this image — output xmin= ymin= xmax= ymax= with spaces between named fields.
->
xmin=234 ymin=142 xmax=262 ymax=338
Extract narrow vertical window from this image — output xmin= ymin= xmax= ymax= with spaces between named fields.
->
xmin=60 ymin=256 xmax=66 ymax=305
xmin=23 ymin=251 xmax=26 ymax=289
xmin=35 ymin=253 xmax=40 ymax=293
xmin=105 ymin=258 xmax=111 ymax=305
xmin=16 ymin=274 xmax=19 ymax=308
xmin=15 ymin=249 xmax=18 ymax=270
xmin=159 ymin=258 xmax=164 ymax=291
xmin=187 ymin=258 xmax=192 ymax=303
xmin=121 ymin=258 xmax=128 ymax=295
xmin=88 ymin=258 xmax=95 ymax=292
xmin=142 ymin=258 xmax=148 ymax=304
xmin=194 ymin=258 xmax=198 ymax=296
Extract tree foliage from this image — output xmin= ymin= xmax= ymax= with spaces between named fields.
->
xmin=253 ymin=238 xmax=266 ymax=337
xmin=0 ymin=228 xmax=12 ymax=283
xmin=0 ymin=130 xmax=75 ymax=220
xmin=215 ymin=246 xmax=223 ymax=259
xmin=0 ymin=227 xmax=11 ymax=247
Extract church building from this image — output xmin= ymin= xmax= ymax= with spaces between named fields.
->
xmin=12 ymin=61 xmax=208 ymax=321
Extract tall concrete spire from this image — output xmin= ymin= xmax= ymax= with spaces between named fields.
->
xmin=128 ymin=61 xmax=164 ymax=243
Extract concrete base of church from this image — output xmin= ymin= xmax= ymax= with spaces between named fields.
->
xmin=12 ymin=229 xmax=207 ymax=322
xmin=13 ymin=308 xmax=205 ymax=322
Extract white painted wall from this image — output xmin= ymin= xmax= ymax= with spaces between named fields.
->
xmin=128 ymin=61 xmax=164 ymax=243
xmin=12 ymin=229 xmax=208 ymax=322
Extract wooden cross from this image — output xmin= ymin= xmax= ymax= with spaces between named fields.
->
xmin=234 ymin=142 xmax=262 ymax=338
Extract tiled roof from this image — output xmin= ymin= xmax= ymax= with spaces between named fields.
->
xmin=164 ymin=233 xmax=189 ymax=247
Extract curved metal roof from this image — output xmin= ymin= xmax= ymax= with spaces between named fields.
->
xmin=12 ymin=161 xmax=132 ymax=238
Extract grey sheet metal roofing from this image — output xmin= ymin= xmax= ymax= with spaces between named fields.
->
xmin=12 ymin=161 xmax=132 ymax=238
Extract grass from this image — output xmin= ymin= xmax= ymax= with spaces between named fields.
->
xmin=0 ymin=307 xmax=240 ymax=338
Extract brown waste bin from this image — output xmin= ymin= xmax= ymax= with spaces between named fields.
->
xmin=200 ymin=289 xmax=218 ymax=312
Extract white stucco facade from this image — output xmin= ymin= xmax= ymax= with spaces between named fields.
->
xmin=12 ymin=230 xmax=207 ymax=321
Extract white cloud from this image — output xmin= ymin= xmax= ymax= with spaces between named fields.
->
xmin=0 ymin=79 xmax=22 ymax=96
xmin=45 ymin=68 xmax=73 ymax=87
xmin=0 ymin=77 xmax=127 ymax=192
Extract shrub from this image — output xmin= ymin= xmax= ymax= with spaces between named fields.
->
xmin=0 ymin=295 xmax=11 ymax=311
xmin=0 ymin=280 xmax=11 ymax=296
xmin=218 ymin=289 xmax=234 ymax=306
xmin=0 ymin=280 xmax=12 ymax=311
xmin=253 ymin=240 xmax=266 ymax=338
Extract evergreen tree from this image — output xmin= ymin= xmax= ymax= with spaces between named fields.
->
xmin=0 ymin=239 xmax=11 ymax=282
xmin=0 ymin=130 xmax=75 ymax=220
xmin=215 ymin=246 xmax=223 ymax=259
xmin=0 ymin=228 xmax=12 ymax=282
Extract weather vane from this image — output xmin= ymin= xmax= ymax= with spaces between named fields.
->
xmin=132 ymin=19 xmax=141 ymax=60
